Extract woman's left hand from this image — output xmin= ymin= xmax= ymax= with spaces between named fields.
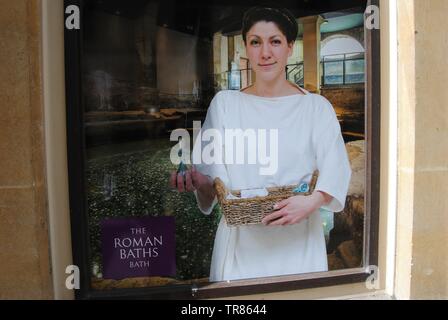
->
xmin=261 ymin=191 xmax=331 ymax=226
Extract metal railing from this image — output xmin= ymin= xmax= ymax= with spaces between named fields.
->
xmin=286 ymin=62 xmax=304 ymax=87
xmin=215 ymin=64 xmax=304 ymax=90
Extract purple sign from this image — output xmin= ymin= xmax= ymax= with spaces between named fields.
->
xmin=101 ymin=216 xmax=175 ymax=280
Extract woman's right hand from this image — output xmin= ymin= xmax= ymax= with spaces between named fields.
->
xmin=169 ymin=165 xmax=212 ymax=193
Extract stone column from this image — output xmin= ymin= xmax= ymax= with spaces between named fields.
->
xmin=299 ymin=15 xmax=325 ymax=93
xmin=135 ymin=2 xmax=160 ymax=111
xmin=213 ymin=33 xmax=222 ymax=89
xmin=227 ymin=36 xmax=235 ymax=71
xmin=396 ymin=0 xmax=448 ymax=300
xmin=213 ymin=33 xmax=222 ymax=75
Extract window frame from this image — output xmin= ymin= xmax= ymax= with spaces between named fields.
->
xmin=64 ymin=0 xmax=380 ymax=300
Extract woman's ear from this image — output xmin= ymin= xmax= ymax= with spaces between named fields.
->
xmin=288 ymin=41 xmax=294 ymax=57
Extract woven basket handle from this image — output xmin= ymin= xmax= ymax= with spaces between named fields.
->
xmin=309 ymin=169 xmax=319 ymax=193
xmin=213 ymin=178 xmax=228 ymax=203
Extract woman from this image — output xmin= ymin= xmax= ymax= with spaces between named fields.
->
xmin=170 ymin=7 xmax=351 ymax=281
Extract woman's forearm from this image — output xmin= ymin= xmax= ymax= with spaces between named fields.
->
xmin=310 ymin=190 xmax=333 ymax=210
xmin=196 ymin=179 xmax=217 ymax=210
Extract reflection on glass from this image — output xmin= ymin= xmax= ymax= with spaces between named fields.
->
xmin=86 ymin=140 xmax=220 ymax=288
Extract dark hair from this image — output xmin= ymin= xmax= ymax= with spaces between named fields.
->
xmin=242 ymin=7 xmax=298 ymax=44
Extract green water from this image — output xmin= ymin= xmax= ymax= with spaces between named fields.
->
xmin=85 ymin=138 xmax=337 ymax=283
xmin=86 ymin=138 xmax=221 ymax=281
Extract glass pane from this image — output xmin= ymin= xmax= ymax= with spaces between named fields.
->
xmin=324 ymin=61 xmax=344 ymax=85
xmin=345 ymin=59 xmax=365 ymax=83
xmin=77 ymin=0 xmax=368 ymax=293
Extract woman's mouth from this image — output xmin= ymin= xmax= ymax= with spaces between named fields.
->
xmin=258 ymin=62 xmax=277 ymax=70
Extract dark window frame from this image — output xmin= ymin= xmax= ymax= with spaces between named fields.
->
xmin=64 ymin=0 xmax=380 ymax=300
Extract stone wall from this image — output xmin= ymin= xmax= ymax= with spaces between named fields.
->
xmin=0 ymin=0 xmax=53 ymax=299
xmin=83 ymin=8 xmax=162 ymax=112
xmin=83 ymin=6 xmax=214 ymax=113
xmin=321 ymin=85 xmax=365 ymax=141
xmin=156 ymin=27 xmax=213 ymax=100
xmin=321 ymin=85 xmax=364 ymax=111
xmin=321 ymin=26 xmax=365 ymax=49
xmin=328 ymin=140 xmax=365 ymax=271
xmin=396 ymin=0 xmax=448 ymax=299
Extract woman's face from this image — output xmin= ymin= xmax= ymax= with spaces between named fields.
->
xmin=245 ymin=21 xmax=294 ymax=83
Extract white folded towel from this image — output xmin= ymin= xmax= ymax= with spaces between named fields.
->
xmin=241 ymin=188 xmax=269 ymax=198
xmin=226 ymin=188 xmax=269 ymax=200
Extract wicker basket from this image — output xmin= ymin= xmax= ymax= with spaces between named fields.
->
xmin=214 ymin=170 xmax=319 ymax=226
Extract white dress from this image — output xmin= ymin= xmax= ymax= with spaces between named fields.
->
xmin=193 ymin=89 xmax=352 ymax=282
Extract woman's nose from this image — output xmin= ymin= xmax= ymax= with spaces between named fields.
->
xmin=261 ymin=43 xmax=272 ymax=60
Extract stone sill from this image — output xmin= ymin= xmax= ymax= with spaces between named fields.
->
xmin=322 ymin=291 xmax=394 ymax=300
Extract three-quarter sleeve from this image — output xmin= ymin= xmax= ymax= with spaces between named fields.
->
xmin=312 ymin=95 xmax=352 ymax=213
xmin=192 ymin=92 xmax=230 ymax=215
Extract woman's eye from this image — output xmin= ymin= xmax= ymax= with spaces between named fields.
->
xmin=249 ymin=39 xmax=281 ymax=46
